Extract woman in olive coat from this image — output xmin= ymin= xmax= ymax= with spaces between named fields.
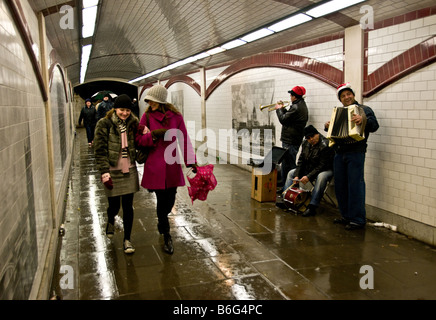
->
xmin=94 ymin=94 xmax=139 ymax=254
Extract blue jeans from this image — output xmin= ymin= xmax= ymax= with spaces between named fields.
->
xmin=280 ymin=143 xmax=298 ymax=190
xmin=334 ymin=152 xmax=366 ymax=225
xmin=284 ymin=169 xmax=333 ymax=207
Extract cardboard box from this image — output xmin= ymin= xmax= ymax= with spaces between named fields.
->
xmin=251 ymin=168 xmax=277 ymax=202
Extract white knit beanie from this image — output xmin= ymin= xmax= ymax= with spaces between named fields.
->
xmin=144 ymin=84 xmax=168 ymax=104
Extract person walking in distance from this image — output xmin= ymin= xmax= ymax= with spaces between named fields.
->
xmin=78 ymin=98 xmax=97 ymax=147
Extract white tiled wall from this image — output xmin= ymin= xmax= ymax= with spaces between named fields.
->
xmin=165 ymin=81 xmax=202 ymax=141
xmin=160 ymin=19 xmax=436 ymax=235
xmin=204 ymin=67 xmax=339 ymax=161
xmin=368 ymin=15 xmax=436 ymax=73
xmin=365 ymin=63 xmax=436 ymax=228
xmin=288 ymin=39 xmax=344 ymax=71
xmin=51 ymin=66 xmax=73 ymax=200
xmin=0 ymin=0 xmax=75 ymax=299
xmin=0 ymin=0 xmax=51 ymax=299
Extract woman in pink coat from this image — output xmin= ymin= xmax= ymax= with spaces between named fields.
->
xmin=136 ymin=84 xmax=197 ymax=254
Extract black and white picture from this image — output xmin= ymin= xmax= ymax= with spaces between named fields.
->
xmin=171 ymin=90 xmax=184 ymax=116
xmin=231 ymin=80 xmax=276 ymax=156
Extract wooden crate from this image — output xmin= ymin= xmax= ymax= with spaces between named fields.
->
xmin=251 ymin=168 xmax=277 ymax=202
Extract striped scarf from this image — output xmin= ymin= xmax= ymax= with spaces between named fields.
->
xmin=118 ymin=119 xmax=129 ymax=174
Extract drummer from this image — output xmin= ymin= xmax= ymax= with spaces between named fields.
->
xmin=277 ymin=125 xmax=334 ymax=217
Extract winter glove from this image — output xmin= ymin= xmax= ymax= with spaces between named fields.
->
xmin=151 ymin=128 xmax=168 ymax=140
xmin=101 ymin=173 xmax=113 ymax=190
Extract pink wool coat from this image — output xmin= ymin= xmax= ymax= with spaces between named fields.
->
xmin=135 ymin=110 xmax=196 ymax=190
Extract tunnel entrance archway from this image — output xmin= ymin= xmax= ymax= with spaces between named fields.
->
xmin=74 ymin=80 xmax=138 ymax=101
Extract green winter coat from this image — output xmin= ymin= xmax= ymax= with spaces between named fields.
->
xmin=94 ymin=109 xmax=139 ymax=175
xmin=94 ymin=110 xmax=140 ymax=197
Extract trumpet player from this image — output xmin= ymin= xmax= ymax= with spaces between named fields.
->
xmin=275 ymin=86 xmax=309 ymax=193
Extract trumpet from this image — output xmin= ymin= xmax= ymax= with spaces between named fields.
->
xmin=259 ymin=101 xmax=290 ymax=112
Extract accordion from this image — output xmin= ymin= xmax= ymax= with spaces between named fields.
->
xmin=327 ymin=104 xmax=367 ymax=146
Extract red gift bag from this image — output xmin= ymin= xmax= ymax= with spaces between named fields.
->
xmin=187 ymin=164 xmax=217 ymax=204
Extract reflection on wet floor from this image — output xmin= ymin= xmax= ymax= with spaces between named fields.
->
xmin=52 ymin=129 xmax=436 ymax=300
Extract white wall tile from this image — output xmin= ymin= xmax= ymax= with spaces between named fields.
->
xmin=368 ymin=15 xmax=436 ymax=74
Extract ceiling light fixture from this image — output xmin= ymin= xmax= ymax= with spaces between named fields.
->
xmin=82 ymin=3 xmax=98 ymax=38
xmin=206 ymin=47 xmax=227 ymax=55
xmin=241 ymin=28 xmax=274 ymax=43
xmin=83 ymin=0 xmax=99 ymax=8
xmin=191 ymin=52 xmax=210 ymax=60
xmin=268 ymin=13 xmax=312 ymax=32
xmin=305 ymin=0 xmax=366 ymax=18
xmin=80 ymin=44 xmax=92 ymax=83
xmin=221 ymin=39 xmax=247 ymax=50
xmin=80 ymin=1 xmax=99 ymax=83
xmin=129 ymin=0 xmax=367 ymax=83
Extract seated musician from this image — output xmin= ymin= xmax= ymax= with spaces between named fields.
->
xmin=324 ymin=83 xmax=379 ymax=230
xmin=278 ymin=125 xmax=334 ymax=217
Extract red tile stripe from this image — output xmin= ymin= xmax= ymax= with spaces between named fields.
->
xmin=6 ymin=0 xmax=48 ymax=101
xmin=364 ymin=6 xmax=436 ymax=97
xmin=373 ymin=6 xmax=436 ymax=30
xmin=364 ymin=36 xmax=436 ymax=98
xmin=165 ymin=75 xmax=201 ymax=96
xmin=205 ymin=53 xmax=343 ymax=99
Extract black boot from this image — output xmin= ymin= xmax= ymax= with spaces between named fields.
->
xmin=302 ymin=205 xmax=317 ymax=217
xmin=164 ymin=233 xmax=174 ymax=254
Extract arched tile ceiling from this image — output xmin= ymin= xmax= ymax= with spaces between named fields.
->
xmin=29 ymin=0 xmax=436 ymax=87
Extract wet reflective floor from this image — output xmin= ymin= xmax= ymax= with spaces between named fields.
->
xmin=52 ymin=129 xmax=436 ymax=300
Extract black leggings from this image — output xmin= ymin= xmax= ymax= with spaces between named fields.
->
xmin=107 ymin=193 xmax=134 ymax=240
xmin=154 ymin=188 xmax=177 ymax=235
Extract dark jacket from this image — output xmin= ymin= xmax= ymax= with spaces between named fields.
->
xmin=131 ymin=101 xmax=140 ymax=118
xmin=78 ymin=105 xmax=97 ymax=126
xmin=294 ymin=134 xmax=334 ymax=182
xmin=94 ymin=110 xmax=139 ymax=175
xmin=97 ymin=100 xmax=114 ymax=120
xmin=334 ymin=103 xmax=379 ymax=154
xmin=276 ymin=98 xmax=308 ymax=146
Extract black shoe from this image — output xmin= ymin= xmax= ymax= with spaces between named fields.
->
xmin=275 ymin=201 xmax=287 ymax=210
xmin=345 ymin=222 xmax=365 ymax=230
xmin=333 ymin=217 xmax=349 ymax=225
xmin=164 ymin=234 xmax=174 ymax=254
xmin=302 ymin=207 xmax=317 ymax=217
xmin=106 ymin=223 xmax=115 ymax=238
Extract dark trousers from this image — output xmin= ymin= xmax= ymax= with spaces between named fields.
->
xmin=334 ymin=152 xmax=366 ymax=225
xmin=85 ymin=124 xmax=96 ymax=143
xmin=279 ymin=143 xmax=298 ymax=189
xmin=154 ymin=188 xmax=177 ymax=235
xmin=107 ymin=193 xmax=134 ymax=240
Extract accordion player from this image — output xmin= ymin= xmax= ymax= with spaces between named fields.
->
xmin=326 ymin=104 xmax=367 ymax=147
